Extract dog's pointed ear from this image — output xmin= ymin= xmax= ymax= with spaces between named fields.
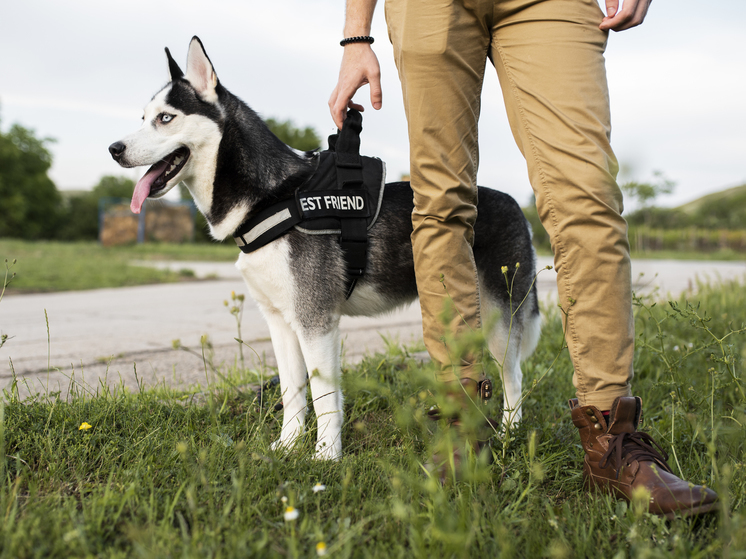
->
xmin=165 ymin=47 xmax=184 ymax=81
xmin=185 ymin=36 xmax=219 ymax=103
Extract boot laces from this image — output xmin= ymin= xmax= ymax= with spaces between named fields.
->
xmin=599 ymin=431 xmax=673 ymax=478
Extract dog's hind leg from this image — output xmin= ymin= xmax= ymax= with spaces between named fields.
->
xmin=297 ymin=324 xmax=344 ymax=461
xmin=263 ymin=310 xmax=309 ymax=452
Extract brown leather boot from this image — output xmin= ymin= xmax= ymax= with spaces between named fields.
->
xmin=428 ymin=377 xmax=497 ymax=481
xmin=570 ymin=396 xmax=719 ymax=519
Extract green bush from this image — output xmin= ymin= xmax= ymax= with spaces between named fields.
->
xmin=522 ymin=200 xmax=551 ymax=252
xmin=0 ymin=123 xmax=60 ymax=240
xmin=57 ymin=176 xmax=136 ymax=241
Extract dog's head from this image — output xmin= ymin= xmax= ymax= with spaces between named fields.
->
xmin=109 ymin=36 xmax=223 ymax=214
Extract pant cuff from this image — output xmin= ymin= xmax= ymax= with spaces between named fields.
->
xmin=576 ymin=384 xmax=632 ymax=411
xmin=435 ymin=360 xmax=483 ymax=384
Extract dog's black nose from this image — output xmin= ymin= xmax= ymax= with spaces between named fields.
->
xmin=108 ymin=141 xmax=126 ymax=160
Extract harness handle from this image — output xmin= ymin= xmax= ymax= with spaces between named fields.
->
xmin=334 ymin=109 xmax=364 ymax=169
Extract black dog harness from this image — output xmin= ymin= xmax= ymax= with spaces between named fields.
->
xmin=232 ymin=110 xmax=385 ymax=298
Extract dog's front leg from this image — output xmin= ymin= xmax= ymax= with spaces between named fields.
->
xmin=298 ymin=327 xmax=344 ymax=461
xmin=498 ymin=348 xmax=523 ymax=431
xmin=263 ymin=310 xmax=308 ymax=452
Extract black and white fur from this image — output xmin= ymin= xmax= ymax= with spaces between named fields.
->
xmin=109 ymin=37 xmax=541 ymax=460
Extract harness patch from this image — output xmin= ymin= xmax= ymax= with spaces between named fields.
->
xmin=298 ymin=190 xmax=370 ymax=218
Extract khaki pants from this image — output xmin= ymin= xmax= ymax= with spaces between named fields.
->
xmin=385 ymin=0 xmax=633 ymax=409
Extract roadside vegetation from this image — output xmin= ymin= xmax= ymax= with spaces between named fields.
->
xmin=0 ymin=239 xmax=236 ymax=293
xmin=1 ymin=258 xmax=744 ymax=556
xmin=523 ymin=173 xmax=746 ymax=258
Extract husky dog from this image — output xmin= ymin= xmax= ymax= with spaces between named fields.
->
xmin=109 ymin=37 xmax=541 ymax=460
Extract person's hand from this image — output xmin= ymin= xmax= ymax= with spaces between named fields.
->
xmin=328 ymin=43 xmax=382 ymax=129
xmin=599 ymin=0 xmax=652 ymax=31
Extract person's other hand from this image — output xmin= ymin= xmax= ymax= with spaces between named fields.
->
xmin=599 ymin=0 xmax=652 ymax=31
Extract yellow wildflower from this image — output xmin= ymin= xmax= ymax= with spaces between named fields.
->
xmin=78 ymin=422 xmax=92 ymax=431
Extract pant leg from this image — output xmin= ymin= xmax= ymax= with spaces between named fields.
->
xmin=385 ymin=0 xmax=492 ymax=383
xmin=489 ymin=0 xmax=634 ymax=409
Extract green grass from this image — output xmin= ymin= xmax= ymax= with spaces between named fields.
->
xmin=0 ymin=239 xmax=237 ymax=293
xmin=1 ymin=276 xmax=745 ymax=557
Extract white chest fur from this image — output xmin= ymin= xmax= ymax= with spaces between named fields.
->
xmin=235 ymin=238 xmax=296 ymax=321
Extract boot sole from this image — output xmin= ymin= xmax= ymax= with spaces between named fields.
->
xmin=584 ymin=474 xmax=720 ymax=519
xmin=661 ymin=501 xmax=720 ymax=521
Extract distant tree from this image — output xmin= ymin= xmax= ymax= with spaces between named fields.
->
xmin=265 ymin=118 xmax=321 ymax=152
xmin=621 ymin=171 xmax=676 ymax=228
xmin=621 ymin=171 xmax=675 ymax=207
xmin=91 ymin=175 xmax=134 ymax=198
xmin=0 ymin=122 xmax=61 ymax=239
xmin=57 ymin=194 xmax=99 ymax=240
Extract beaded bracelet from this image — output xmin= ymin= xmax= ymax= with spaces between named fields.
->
xmin=340 ymin=36 xmax=375 ymax=47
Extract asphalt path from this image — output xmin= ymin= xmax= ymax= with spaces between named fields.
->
xmin=2 ymin=257 xmax=744 ymax=397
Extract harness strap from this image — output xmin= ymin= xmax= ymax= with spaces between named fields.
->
xmin=334 ymin=109 xmax=368 ymax=298
xmin=234 ymin=197 xmax=302 ymax=253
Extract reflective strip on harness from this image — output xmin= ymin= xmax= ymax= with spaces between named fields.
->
xmin=235 ymin=207 xmax=293 ymax=247
xmin=233 ymin=197 xmax=302 ymax=253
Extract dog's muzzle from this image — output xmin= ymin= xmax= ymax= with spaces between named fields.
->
xmin=109 ymin=141 xmax=126 ymax=162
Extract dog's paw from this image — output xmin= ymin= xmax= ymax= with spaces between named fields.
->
xmin=314 ymin=441 xmax=342 ymax=461
xmin=270 ymin=439 xmax=288 ymax=452
xmin=271 ymin=432 xmax=303 ymax=453
xmin=499 ymin=409 xmax=522 ymax=437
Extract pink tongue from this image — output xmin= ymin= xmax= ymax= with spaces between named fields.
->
xmin=131 ymin=160 xmax=169 ymax=214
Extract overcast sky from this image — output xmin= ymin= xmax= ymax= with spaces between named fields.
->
xmin=1 ymin=0 xmax=744 ymax=210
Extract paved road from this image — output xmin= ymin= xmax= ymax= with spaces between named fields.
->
xmin=2 ymin=257 xmax=744 ymax=397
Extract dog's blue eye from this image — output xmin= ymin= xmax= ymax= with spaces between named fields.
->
xmin=160 ymin=113 xmax=174 ymax=123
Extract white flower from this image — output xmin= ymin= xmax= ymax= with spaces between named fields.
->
xmin=316 ymin=542 xmax=328 ymax=556
xmin=281 ymin=496 xmax=288 ymax=503
xmin=312 ymin=483 xmax=326 ymax=493
xmin=284 ymin=506 xmax=299 ymax=521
